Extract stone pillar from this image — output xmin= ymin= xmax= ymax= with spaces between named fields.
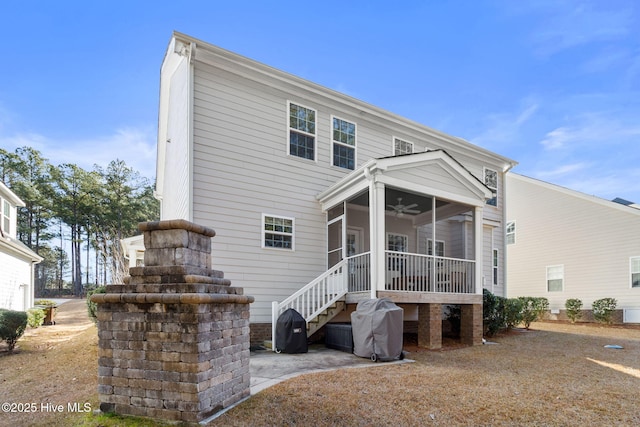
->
xmin=91 ymin=220 xmax=254 ymax=424
xmin=460 ymin=304 xmax=483 ymax=346
xmin=418 ymin=303 xmax=442 ymax=349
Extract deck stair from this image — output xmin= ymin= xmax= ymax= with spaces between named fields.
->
xmin=271 ymin=258 xmax=349 ymax=351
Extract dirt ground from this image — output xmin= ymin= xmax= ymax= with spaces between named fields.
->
xmin=0 ymin=299 xmax=98 ymax=427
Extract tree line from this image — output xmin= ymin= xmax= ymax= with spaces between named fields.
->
xmin=1 ymin=146 xmax=159 ymax=296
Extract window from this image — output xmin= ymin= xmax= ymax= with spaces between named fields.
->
xmin=2 ymin=199 xmax=10 ymax=235
xmin=427 ymin=239 xmax=445 ymax=257
xmin=262 ymin=214 xmax=294 ymax=250
xmin=547 ymin=265 xmax=564 ymax=292
xmin=289 ymin=102 xmax=316 ymax=160
xmin=394 ymin=138 xmax=413 ymax=155
xmin=631 ymin=257 xmax=640 ymax=288
xmin=506 ymin=221 xmax=516 ymax=245
xmin=387 ymin=233 xmax=408 ymax=252
xmin=493 ymin=249 xmax=499 ymax=286
xmin=332 ymin=117 xmax=356 ymax=169
xmin=484 ymin=168 xmax=498 ymax=206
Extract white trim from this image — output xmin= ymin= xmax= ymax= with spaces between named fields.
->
xmin=546 ymin=264 xmax=564 ymax=292
xmin=630 ymin=256 xmax=640 ymax=289
xmin=392 ymin=136 xmax=414 ymax=155
xmin=506 ymin=220 xmax=516 ymax=245
xmin=287 ymin=100 xmax=318 ymax=162
xmin=261 ymin=213 xmax=295 ymax=251
xmin=330 ymin=114 xmax=357 ymax=170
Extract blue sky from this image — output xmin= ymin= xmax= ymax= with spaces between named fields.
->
xmin=1 ymin=1 xmax=639 ymax=203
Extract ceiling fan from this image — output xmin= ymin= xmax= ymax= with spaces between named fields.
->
xmin=387 ymin=198 xmax=420 ymax=216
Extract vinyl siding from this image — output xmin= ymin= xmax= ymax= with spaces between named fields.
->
xmin=506 ymin=173 xmax=640 ymax=310
xmin=159 ymin=36 xmax=513 ymax=323
xmin=0 ymin=249 xmax=32 ymax=311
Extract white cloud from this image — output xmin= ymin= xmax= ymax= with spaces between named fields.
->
xmin=0 ymin=127 xmax=157 ymax=180
xmin=535 ymin=162 xmax=589 ymax=179
xmin=470 ymin=100 xmax=539 ymax=148
xmin=530 ymin=1 xmax=634 ymax=57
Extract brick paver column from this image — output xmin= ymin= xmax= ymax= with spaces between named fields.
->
xmin=418 ymin=303 xmax=442 ymax=349
xmin=461 ymin=303 xmax=483 ymax=346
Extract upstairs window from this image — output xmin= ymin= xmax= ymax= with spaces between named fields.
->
xmin=484 ymin=168 xmax=498 ymax=206
xmin=2 ymin=199 xmax=10 ymax=235
xmin=394 ymin=138 xmax=413 ymax=155
xmin=262 ymin=214 xmax=294 ymax=250
xmin=631 ymin=257 xmax=640 ymax=288
xmin=289 ymin=102 xmax=316 ymax=161
xmin=506 ymin=221 xmax=516 ymax=245
xmin=332 ymin=117 xmax=356 ymax=170
xmin=547 ymin=265 xmax=564 ymax=292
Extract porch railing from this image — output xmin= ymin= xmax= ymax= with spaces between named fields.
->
xmin=385 ymin=251 xmax=475 ymax=293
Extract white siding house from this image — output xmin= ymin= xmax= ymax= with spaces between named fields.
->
xmin=0 ymin=181 xmax=42 ymax=311
xmin=506 ymin=173 xmax=640 ymax=323
xmin=155 ymin=32 xmax=517 ymax=347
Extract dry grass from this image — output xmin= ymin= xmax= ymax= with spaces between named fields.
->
xmin=211 ymin=324 xmax=640 ymax=426
xmin=2 ymin=301 xmax=640 ymax=426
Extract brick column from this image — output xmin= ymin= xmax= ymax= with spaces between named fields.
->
xmin=460 ymin=304 xmax=483 ymax=346
xmin=91 ymin=219 xmax=254 ymax=424
xmin=418 ymin=303 xmax=442 ymax=350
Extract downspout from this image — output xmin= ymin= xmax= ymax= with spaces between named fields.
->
xmin=187 ymin=42 xmax=196 ymax=222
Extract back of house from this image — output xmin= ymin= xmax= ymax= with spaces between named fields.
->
xmin=155 ymin=32 xmax=517 ymax=344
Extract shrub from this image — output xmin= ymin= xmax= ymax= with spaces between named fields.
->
xmin=565 ymin=299 xmax=583 ymax=323
xmin=87 ymin=286 xmax=107 ymax=323
xmin=27 ymin=307 xmax=45 ymax=328
xmin=483 ymin=289 xmax=506 ymax=336
xmin=0 ymin=309 xmax=28 ymax=353
xmin=592 ymin=298 xmax=617 ymax=324
xmin=518 ymin=297 xmax=548 ymax=329
xmin=34 ymin=299 xmax=57 ymax=307
xmin=534 ymin=297 xmax=550 ymax=321
xmin=504 ymin=298 xmax=524 ymax=329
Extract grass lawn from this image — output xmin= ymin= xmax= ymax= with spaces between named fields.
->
xmin=1 ymin=300 xmax=639 ymax=426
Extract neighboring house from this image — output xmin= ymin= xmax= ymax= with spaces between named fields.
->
xmin=0 ymin=181 xmax=43 ymax=311
xmin=505 ymin=173 xmax=640 ymax=323
xmin=155 ymin=32 xmax=517 ymax=348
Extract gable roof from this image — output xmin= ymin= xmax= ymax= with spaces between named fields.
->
xmin=317 ymin=150 xmax=493 ymax=211
xmin=507 ymin=173 xmax=640 ymax=216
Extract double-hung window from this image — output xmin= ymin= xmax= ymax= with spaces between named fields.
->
xmin=631 ymin=257 xmax=640 ymax=288
xmin=493 ymin=249 xmax=499 ymax=286
xmin=506 ymin=221 xmax=516 ymax=245
xmin=289 ymin=102 xmax=316 ymax=161
xmin=484 ymin=168 xmax=498 ymax=206
xmin=2 ymin=199 xmax=10 ymax=235
xmin=394 ymin=138 xmax=413 ymax=155
xmin=427 ymin=239 xmax=445 ymax=257
xmin=547 ymin=265 xmax=564 ymax=292
xmin=332 ymin=117 xmax=356 ymax=170
xmin=262 ymin=214 xmax=294 ymax=250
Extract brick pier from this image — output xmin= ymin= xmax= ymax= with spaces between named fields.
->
xmin=91 ymin=219 xmax=254 ymax=423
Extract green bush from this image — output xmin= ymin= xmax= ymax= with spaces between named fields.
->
xmin=87 ymin=286 xmax=107 ymax=323
xmin=34 ymin=299 xmax=57 ymax=307
xmin=592 ymin=298 xmax=617 ymax=324
xmin=504 ymin=298 xmax=524 ymax=329
xmin=0 ymin=309 xmax=28 ymax=353
xmin=518 ymin=297 xmax=548 ymax=329
xmin=483 ymin=289 xmax=506 ymax=336
xmin=27 ymin=307 xmax=45 ymax=328
xmin=565 ymin=299 xmax=583 ymax=323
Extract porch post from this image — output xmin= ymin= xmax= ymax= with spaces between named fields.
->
xmin=474 ymin=206 xmax=483 ymax=294
xmin=369 ymin=180 xmax=385 ymax=299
